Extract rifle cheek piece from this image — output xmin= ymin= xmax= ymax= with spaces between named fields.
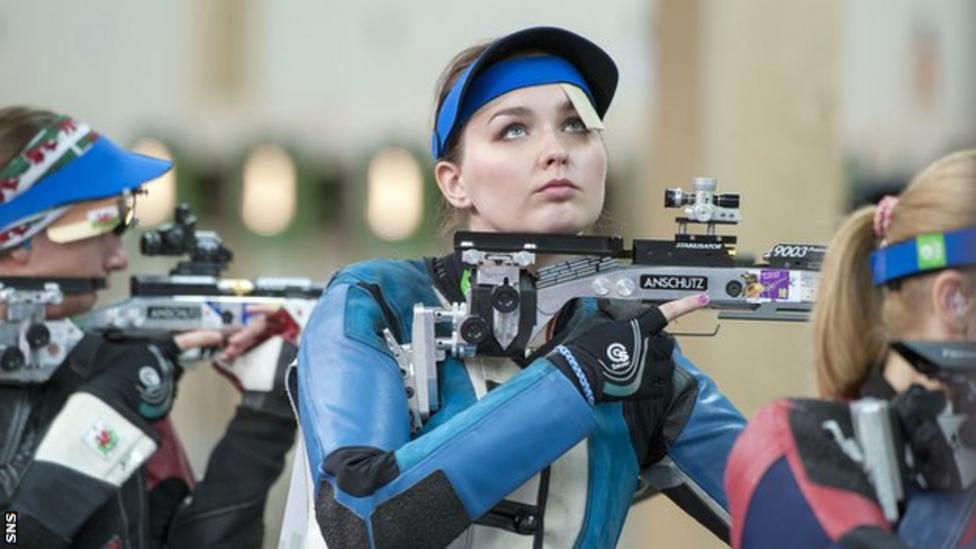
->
xmin=0 ymin=281 xmax=85 ymax=383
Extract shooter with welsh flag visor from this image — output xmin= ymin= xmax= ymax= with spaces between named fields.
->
xmin=0 ymin=107 xmax=295 ymax=549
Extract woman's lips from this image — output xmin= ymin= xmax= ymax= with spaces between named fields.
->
xmin=536 ymin=178 xmax=579 ymax=199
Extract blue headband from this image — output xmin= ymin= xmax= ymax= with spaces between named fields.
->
xmin=431 ymin=55 xmax=596 ymax=159
xmin=871 ymin=226 xmax=976 ymax=285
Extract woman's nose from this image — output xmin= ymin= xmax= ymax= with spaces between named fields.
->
xmin=104 ymin=237 xmax=128 ymax=272
xmin=539 ymin=129 xmax=570 ymax=169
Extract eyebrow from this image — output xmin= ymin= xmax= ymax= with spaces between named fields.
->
xmin=487 ymin=100 xmax=577 ymax=124
xmin=557 ymin=99 xmax=575 ymax=113
xmin=488 ymin=106 xmax=531 ymax=124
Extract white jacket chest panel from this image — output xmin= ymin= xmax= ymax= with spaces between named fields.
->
xmin=447 ymin=356 xmax=589 ymax=549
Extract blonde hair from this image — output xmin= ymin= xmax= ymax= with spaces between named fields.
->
xmin=0 ymin=106 xmax=58 ymax=167
xmin=812 ymin=150 xmax=976 ymax=398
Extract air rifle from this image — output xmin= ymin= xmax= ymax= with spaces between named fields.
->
xmin=75 ymin=204 xmax=323 ymax=342
xmin=388 ymin=177 xmax=826 ymax=430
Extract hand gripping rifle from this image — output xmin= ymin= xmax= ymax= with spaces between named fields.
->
xmin=75 ymin=204 xmax=323 ymax=345
xmin=387 ymin=177 xmax=826 ymax=430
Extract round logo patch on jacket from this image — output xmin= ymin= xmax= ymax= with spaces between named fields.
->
xmin=136 ymin=346 xmax=176 ymax=419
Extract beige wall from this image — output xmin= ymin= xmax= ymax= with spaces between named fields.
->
xmin=619 ymin=1 xmax=843 ymax=547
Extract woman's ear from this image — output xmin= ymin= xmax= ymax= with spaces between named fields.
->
xmin=434 ymin=159 xmax=472 ymax=209
xmin=1 ymin=243 xmax=32 ymax=268
xmin=932 ymin=270 xmax=975 ymax=336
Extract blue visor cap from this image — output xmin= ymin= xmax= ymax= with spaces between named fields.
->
xmin=871 ymin=226 xmax=976 ymax=286
xmin=431 ymin=26 xmax=618 ymax=159
xmin=0 ymin=136 xmax=171 ymax=229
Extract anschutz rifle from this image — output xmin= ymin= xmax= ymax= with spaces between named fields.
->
xmin=75 ymin=204 xmax=323 ymax=340
xmin=829 ymin=341 xmax=976 ymax=523
xmin=387 ymin=177 xmax=826 ymax=430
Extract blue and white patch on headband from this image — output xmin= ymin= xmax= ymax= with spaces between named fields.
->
xmin=432 ymin=55 xmax=601 ymax=159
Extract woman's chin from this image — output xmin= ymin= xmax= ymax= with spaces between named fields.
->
xmin=527 ymin=208 xmax=594 ymax=234
xmin=473 ymin=205 xmax=597 ymax=234
xmin=532 ymin=221 xmax=585 ymax=234
xmin=46 ymin=294 xmax=97 ymax=319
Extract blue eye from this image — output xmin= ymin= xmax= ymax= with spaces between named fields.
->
xmin=501 ymin=123 xmax=527 ymax=139
xmin=563 ymin=117 xmax=587 ymax=133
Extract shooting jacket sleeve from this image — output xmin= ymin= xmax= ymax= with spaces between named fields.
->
xmin=296 ymin=273 xmax=599 ymax=549
xmin=617 ymin=344 xmax=746 ymax=543
xmin=5 ymin=341 xmax=169 ymax=548
xmin=725 ymin=399 xmax=900 ymax=549
xmin=165 ymin=406 xmax=296 ymax=549
xmin=651 ymin=349 xmax=747 ymax=540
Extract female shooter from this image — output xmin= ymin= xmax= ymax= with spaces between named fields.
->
xmin=293 ymin=27 xmax=746 ymax=548
xmin=0 ymin=107 xmax=295 ymax=548
xmin=725 ymin=150 xmax=976 ymax=548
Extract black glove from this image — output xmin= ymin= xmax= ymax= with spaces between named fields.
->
xmin=548 ymin=305 xmax=675 ymax=403
xmin=892 ymin=385 xmax=960 ymax=490
xmin=82 ymin=338 xmax=181 ymax=422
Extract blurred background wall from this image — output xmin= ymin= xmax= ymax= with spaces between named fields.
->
xmin=1 ymin=0 xmax=973 ymax=547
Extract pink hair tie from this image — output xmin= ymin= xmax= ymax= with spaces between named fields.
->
xmin=873 ymin=195 xmax=899 ymax=240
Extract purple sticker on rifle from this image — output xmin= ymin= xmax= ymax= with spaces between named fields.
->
xmin=759 ymin=269 xmax=791 ymax=300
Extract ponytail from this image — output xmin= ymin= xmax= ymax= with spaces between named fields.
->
xmin=812 ymin=207 xmax=886 ymax=398
xmin=812 ymin=149 xmax=976 ymax=399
